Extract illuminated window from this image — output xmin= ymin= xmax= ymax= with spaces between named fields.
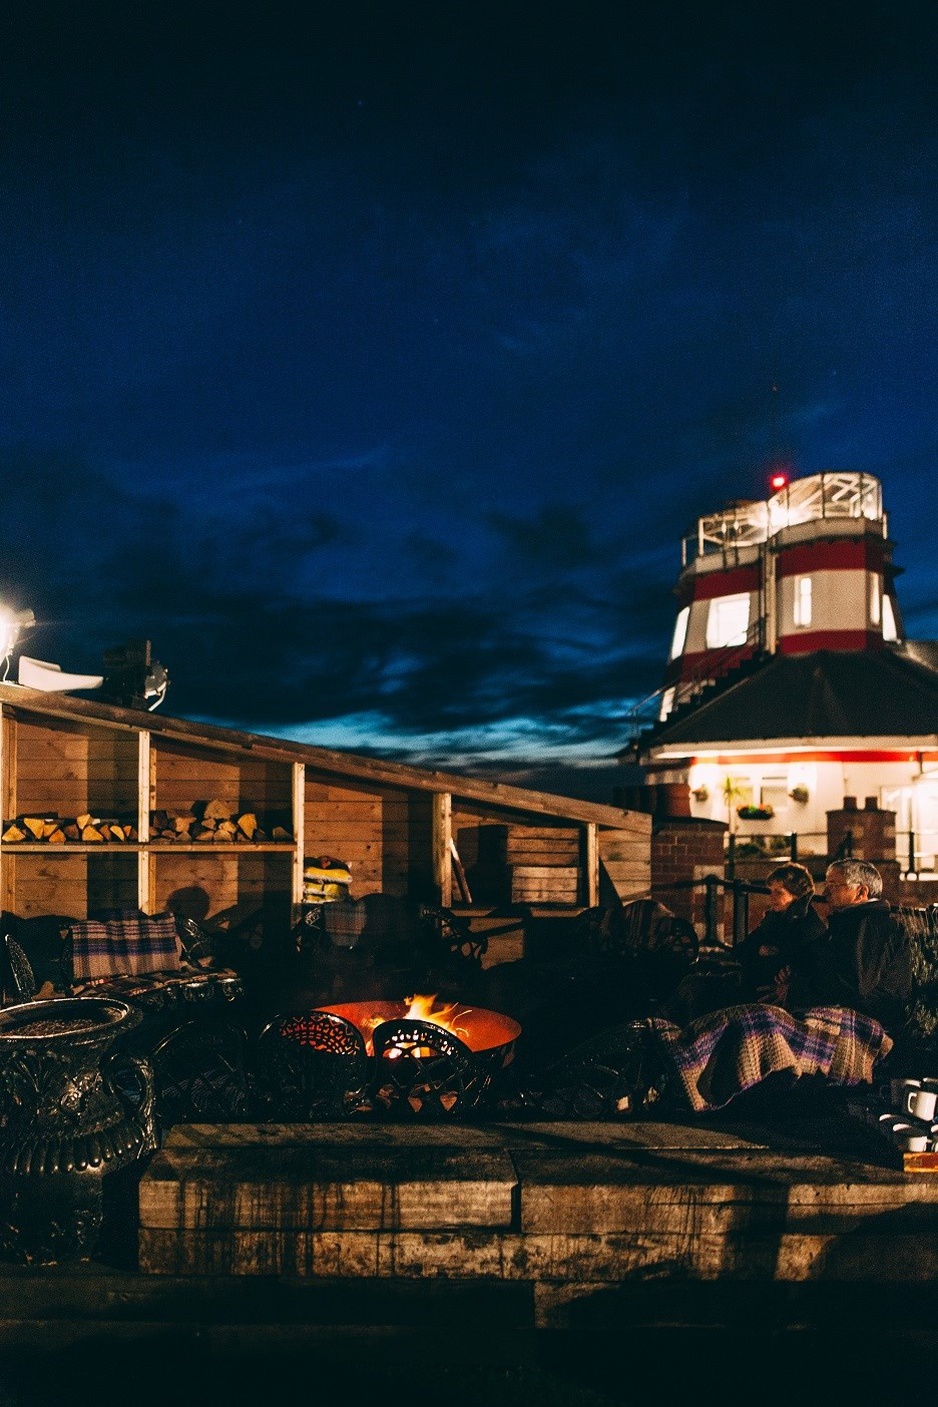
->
xmin=669 ymin=606 xmax=690 ymax=660
xmin=659 ymin=686 xmax=676 ymax=721
xmin=793 ymin=575 xmax=812 ymax=627
xmin=870 ymin=575 xmax=881 ymax=627
xmin=705 ymin=593 xmax=750 ymax=649
xmin=882 ymin=594 xmax=898 ymax=641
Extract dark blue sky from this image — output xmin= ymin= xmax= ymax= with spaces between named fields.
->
xmin=2 ymin=2 xmax=937 ymax=796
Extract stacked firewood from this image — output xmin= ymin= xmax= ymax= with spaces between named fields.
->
xmin=2 ymin=813 xmax=138 ymax=843
xmin=1 ymin=799 xmax=293 ymax=844
xmin=148 ymin=799 xmax=293 ymax=843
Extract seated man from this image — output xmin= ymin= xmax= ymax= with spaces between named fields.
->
xmin=786 ymin=859 xmax=912 ymax=1031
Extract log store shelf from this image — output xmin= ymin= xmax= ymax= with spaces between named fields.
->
xmin=0 ymin=680 xmax=650 ymax=933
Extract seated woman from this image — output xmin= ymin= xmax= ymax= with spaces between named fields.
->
xmin=662 ymin=862 xmax=825 ymax=1024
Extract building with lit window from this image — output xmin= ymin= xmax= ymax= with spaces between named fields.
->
xmin=632 ymin=471 xmax=938 ymax=873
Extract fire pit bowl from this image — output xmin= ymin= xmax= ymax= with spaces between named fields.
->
xmin=258 ymin=998 xmax=521 ymax=1120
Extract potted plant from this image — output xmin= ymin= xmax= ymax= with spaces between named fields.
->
xmin=789 ymin=785 xmax=809 ymax=805
xmin=692 ymin=785 xmax=709 ymax=803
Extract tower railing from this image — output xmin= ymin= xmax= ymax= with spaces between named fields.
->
xmin=682 ymin=471 xmax=885 ymax=565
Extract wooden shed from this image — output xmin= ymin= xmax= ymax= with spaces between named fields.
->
xmin=0 ymin=682 xmax=650 ymax=959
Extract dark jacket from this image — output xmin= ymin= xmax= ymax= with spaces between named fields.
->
xmin=787 ymin=898 xmax=912 ymax=1033
xmin=736 ymin=895 xmax=827 ymax=996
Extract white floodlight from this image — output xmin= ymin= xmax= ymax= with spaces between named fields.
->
xmin=0 ymin=607 xmax=35 ymax=678
xmin=17 ymin=657 xmax=105 ymax=693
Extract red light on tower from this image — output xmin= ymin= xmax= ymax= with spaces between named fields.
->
xmin=770 ymin=471 xmax=788 ymax=492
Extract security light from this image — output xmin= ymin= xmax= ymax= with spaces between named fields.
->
xmin=100 ymin=639 xmax=170 ymax=711
xmin=0 ymin=607 xmax=35 ymax=678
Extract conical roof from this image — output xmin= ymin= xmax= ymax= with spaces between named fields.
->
xmin=642 ymin=647 xmax=938 ymax=750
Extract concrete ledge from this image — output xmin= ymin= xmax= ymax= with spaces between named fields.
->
xmin=136 ymin=1118 xmax=938 ymax=1310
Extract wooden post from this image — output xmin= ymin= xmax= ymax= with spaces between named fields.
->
xmin=137 ymin=729 xmax=151 ymax=912
xmin=584 ymin=822 xmax=599 ymax=907
xmin=432 ymin=792 xmax=453 ymax=907
xmin=291 ymin=761 xmax=306 ymax=911
xmin=0 ymin=704 xmax=9 ymax=913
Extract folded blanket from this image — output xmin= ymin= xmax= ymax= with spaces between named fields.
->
xmin=652 ymin=1003 xmax=892 ymax=1114
xmin=69 ymin=910 xmax=182 ymax=983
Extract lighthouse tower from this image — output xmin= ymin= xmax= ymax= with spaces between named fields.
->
xmin=660 ymin=471 xmax=900 ymax=720
xmin=635 ymin=470 xmax=938 ymax=877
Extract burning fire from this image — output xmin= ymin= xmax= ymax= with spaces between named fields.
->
xmin=358 ymin=994 xmax=472 ymax=1056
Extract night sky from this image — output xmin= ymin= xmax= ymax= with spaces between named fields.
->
xmin=2 ymin=2 xmax=938 ymax=799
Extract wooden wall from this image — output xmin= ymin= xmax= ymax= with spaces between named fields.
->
xmin=303 ymin=778 xmax=436 ymax=900
xmin=11 ymin=716 xmax=138 ymax=821
xmin=152 ymin=738 xmax=292 ymax=825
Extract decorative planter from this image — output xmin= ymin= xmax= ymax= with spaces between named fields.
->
xmin=737 ymin=805 xmax=775 ymax=822
xmin=0 ymin=997 xmax=156 ymax=1263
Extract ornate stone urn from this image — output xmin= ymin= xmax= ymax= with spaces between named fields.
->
xmin=0 ymin=996 xmax=156 ymax=1263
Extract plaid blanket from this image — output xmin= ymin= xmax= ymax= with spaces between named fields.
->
xmin=321 ymin=898 xmax=369 ymax=949
xmin=68 ymin=910 xmax=182 ymax=982
xmin=652 ymin=1003 xmax=892 ymax=1114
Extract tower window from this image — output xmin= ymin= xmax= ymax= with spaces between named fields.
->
xmin=870 ymin=575 xmax=881 ymax=627
xmin=882 ymin=594 xmax=898 ymax=642
xmin=705 ymin=593 xmax=750 ymax=649
xmin=669 ymin=606 xmax=690 ymax=660
xmin=659 ymin=686 xmax=676 ymax=721
xmin=793 ymin=575 xmax=812 ymax=628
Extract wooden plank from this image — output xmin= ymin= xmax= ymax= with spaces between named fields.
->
xmin=137 ymin=730 xmax=150 ymax=911
xmin=291 ymin=762 xmax=305 ymax=908
xmin=584 ymin=823 xmax=599 ymax=908
xmin=139 ymin=1145 xmax=517 ymax=1231
xmin=303 ymin=822 xmax=384 ymax=843
xmin=431 ymin=792 xmax=452 ymax=907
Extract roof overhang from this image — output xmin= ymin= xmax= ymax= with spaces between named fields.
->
xmin=647 ymin=735 xmax=938 ymax=762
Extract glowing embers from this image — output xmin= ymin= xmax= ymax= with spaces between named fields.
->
xmin=262 ymin=998 xmax=521 ymax=1120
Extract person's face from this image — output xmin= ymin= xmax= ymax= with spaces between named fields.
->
xmin=767 ymin=880 xmax=798 ymax=912
xmin=823 ymin=870 xmax=869 ymax=910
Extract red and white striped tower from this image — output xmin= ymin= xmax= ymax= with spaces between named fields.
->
xmin=661 ymin=471 xmax=900 ymax=718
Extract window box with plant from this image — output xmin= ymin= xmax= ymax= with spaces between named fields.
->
xmin=737 ymin=804 xmax=775 ymax=821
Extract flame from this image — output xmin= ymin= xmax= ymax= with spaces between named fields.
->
xmin=357 ymin=994 xmax=472 ymax=1056
xmin=402 ymin=993 xmax=469 ymax=1036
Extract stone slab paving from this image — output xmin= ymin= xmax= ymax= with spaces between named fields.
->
xmin=136 ymin=1117 xmax=938 ymax=1321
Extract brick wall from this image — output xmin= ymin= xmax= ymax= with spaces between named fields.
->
xmin=651 ymin=817 xmax=727 ymax=939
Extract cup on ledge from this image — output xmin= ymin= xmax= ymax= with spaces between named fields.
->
xmin=891 ymin=1079 xmax=938 ymax=1124
xmin=897 ymin=1127 xmax=930 ymax=1153
xmin=879 ymin=1113 xmax=913 ymax=1139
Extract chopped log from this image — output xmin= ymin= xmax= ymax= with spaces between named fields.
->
xmin=271 ymin=826 xmax=292 ymax=842
xmin=23 ymin=817 xmax=47 ymax=839
xmin=76 ymin=813 xmax=94 ymax=831
xmin=254 ymin=829 xmax=268 ymax=842
xmin=195 ymin=830 xmax=215 ymax=842
xmin=81 ymin=825 xmax=104 ymax=843
xmin=160 ymin=829 xmax=178 ymax=840
xmin=200 ymin=818 xmax=217 ymax=831
xmin=203 ymin=799 xmax=232 ymax=822
xmin=47 ymin=829 xmax=66 ymax=844
xmin=63 ymin=824 xmax=81 ymax=841
xmin=2 ymin=824 xmax=25 ymax=842
xmin=215 ymin=820 xmax=237 ymax=839
xmin=151 ymin=810 xmax=170 ymax=833
xmin=127 ymin=826 xmax=139 ymax=841
xmin=173 ymin=813 xmax=196 ymax=832
xmin=236 ymin=812 xmax=257 ymax=839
